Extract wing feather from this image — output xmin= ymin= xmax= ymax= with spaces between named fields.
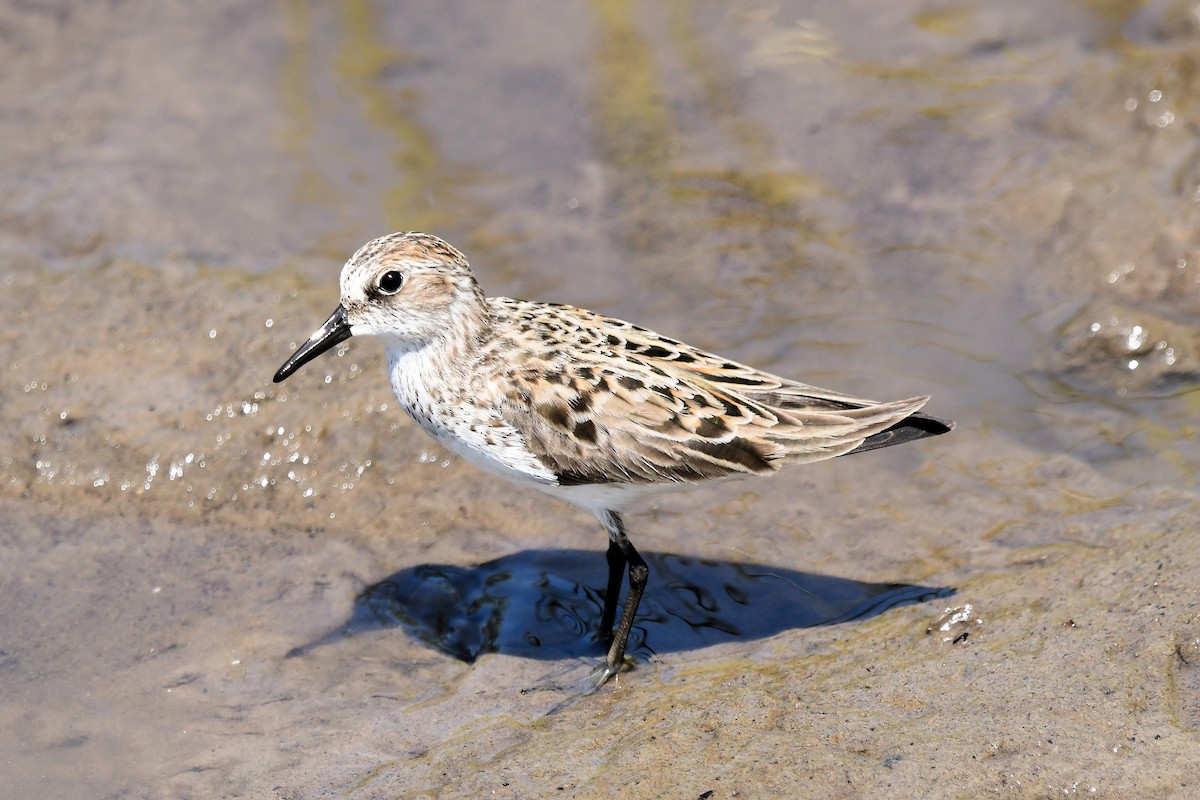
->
xmin=485 ymin=299 xmax=939 ymax=487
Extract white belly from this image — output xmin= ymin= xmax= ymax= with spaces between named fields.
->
xmin=387 ymin=350 xmax=559 ymax=487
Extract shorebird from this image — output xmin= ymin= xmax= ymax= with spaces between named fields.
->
xmin=273 ymin=232 xmax=952 ymax=688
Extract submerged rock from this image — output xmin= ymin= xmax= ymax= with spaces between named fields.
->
xmin=1052 ymin=299 xmax=1200 ymax=396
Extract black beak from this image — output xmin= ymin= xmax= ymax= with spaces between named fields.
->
xmin=273 ymin=305 xmax=353 ymax=383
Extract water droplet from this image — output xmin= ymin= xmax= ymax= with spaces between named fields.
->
xmin=1126 ymin=325 xmax=1146 ymax=351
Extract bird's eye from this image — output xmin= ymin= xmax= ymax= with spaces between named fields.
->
xmin=378 ymin=270 xmax=404 ymax=295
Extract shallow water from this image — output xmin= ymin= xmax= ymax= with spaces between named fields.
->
xmin=313 ymin=550 xmax=952 ymax=664
xmin=3 ymin=1 xmax=1200 ymax=797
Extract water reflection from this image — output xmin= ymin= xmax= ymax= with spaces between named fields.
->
xmin=290 ymin=549 xmax=952 ymax=663
xmin=588 ymin=0 xmax=842 ymax=312
xmin=277 ymin=0 xmax=494 ymax=256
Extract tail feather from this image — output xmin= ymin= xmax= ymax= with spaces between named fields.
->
xmin=759 ymin=387 xmax=953 ymax=458
xmin=844 ymin=413 xmax=954 ymax=456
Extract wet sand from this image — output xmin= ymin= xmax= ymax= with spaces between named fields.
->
xmin=2 ymin=1 xmax=1200 ymax=797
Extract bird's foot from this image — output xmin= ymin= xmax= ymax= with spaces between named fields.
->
xmin=535 ymin=657 xmax=633 ymax=715
xmin=586 ymin=658 xmax=627 ymax=690
xmin=520 ymin=658 xmax=593 ymax=696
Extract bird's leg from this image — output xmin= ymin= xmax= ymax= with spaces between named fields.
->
xmin=591 ymin=510 xmax=648 ymax=687
xmin=597 ymin=537 xmax=627 ymax=647
xmin=606 ymin=538 xmax=648 ymax=673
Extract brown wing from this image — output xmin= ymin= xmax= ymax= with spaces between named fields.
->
xmin=487 ymin=300 xmax=934 ymax=487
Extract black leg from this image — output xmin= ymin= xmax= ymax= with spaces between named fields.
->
xmin=592 ymin=510 xmax=648 ymax=686
xmin=598 ymin=538 xmax=626 ymax=647
xmin=605 ymin=535 xmax=647 ymax=672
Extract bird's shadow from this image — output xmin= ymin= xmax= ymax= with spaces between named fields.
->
xmin=288 ymin=549 xmax=954 ymax=663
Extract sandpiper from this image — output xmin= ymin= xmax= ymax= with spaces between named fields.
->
xmin=274 ymin=232 xmax=953 ymax=688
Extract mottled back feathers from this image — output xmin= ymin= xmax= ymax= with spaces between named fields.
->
xmin=476 ymin=299 xmax=937 ymax=488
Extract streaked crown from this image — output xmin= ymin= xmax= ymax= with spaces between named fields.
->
xmin=339 ymin=232 xmax=487 ymax=347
